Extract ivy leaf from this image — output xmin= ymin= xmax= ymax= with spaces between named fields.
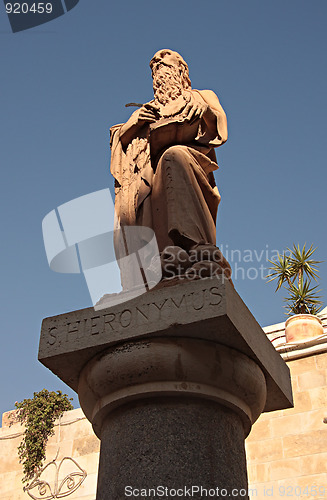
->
xmin=15 ymin=389 xmax=73 ymax=483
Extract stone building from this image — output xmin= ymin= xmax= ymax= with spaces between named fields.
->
xmin=246 ymin=307 xmax=327 ymax=498
xmin=1 ymin=308 xmax=327 ymax=500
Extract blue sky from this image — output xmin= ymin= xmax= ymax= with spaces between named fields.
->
xmin=1 ymin=0 xmax=326 ymax=416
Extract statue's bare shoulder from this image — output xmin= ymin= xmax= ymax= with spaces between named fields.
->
xmin=195 ymin=89 xmax=226 ymax=114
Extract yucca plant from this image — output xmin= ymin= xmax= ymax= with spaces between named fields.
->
xmin=266 ymin=243 xmax=322 ymax=315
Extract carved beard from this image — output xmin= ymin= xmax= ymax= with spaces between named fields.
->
xmin=153 ymin=65 xmax=184 ymax=106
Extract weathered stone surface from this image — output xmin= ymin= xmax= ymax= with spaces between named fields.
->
xmin=78 ymin=337 xmax=267 ymax=438
xmin=96 ymin=400 xmax=248 ymax=500
xmin=39 ymin=276 xmax=293 ymax=413
xmin=246 ymin=342 xmax=327 ymax=496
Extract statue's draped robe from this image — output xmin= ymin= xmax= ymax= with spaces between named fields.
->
xmin=110 ymin=89 xmax=227 ymax=287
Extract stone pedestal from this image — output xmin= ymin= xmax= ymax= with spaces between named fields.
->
xmin=39 ymin=276 xmax=293 ymax=499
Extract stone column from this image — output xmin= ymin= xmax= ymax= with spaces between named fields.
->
xmin=78 ymin=338 xmax=266 ymax=499
xmin=39 ymin=276 xmax=293 ymax=500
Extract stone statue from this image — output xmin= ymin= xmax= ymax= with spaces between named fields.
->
xmin=110 ymin=49 xmax=231 ymax=285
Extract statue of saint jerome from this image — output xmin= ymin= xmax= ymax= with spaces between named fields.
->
xmin=110 ymin=49 xmax=231 ymax=284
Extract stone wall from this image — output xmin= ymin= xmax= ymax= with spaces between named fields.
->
xmin=245 ymin=308 xmax=327 ymax=499
xmin=0 ymin=408 xmax=99 ymax=500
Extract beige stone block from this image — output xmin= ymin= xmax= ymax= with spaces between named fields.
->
xmin=1 ymin=486 xmax=27 ymax=500
xmin=60 ymin=407 xmax=86 ymax=424
xmin=290 ymin=374 xmax=299 ymax=392
xmin=46 ymin=410 xmax=88 ymax=445
xmin=283 ymin=389 xmax=312 ymax=415
xmin=276 ymin=478 xmax=300 ymax=495
xmin=74 ymin=452 xmax=100 ymax=475
xmin=247 ymin=481 xmax=279 ymax=499
xmin=0 ymin=470 xmax=24 ymax=495
xmin=297 ymin=474 xmax=327 ymax=500
xmin=309 ymin=386 xmax=327 ymax=410
xmin=297 ymin=370 xmax=327 ymax=391
xmin=271 ymin=413 xmax=302 ymax=438
xmin=1 ymin=409 xmax=19 ymax=428
xmin=47 ymin=424 xmax=64 ymax=445
xmin=247 ymin=463 xmax=256 ymax=483
xmin=72 ymin=434 xmax=100 ymax=457
xmin=59 ymin=418 xmax=95 ymax=442
xmin=255 ymin=462 xmax=271 ymax=483
xmin=269 ymin=457 xmax=302 ymax=481
xmin=257 ymin=408 xmax=284 ymax=420
xmin=278 ymin=477 xmax=299 ymax=486
xmin=0 ymin=421 xmax=24 ymax=439
xmin=0 ymin=435 xmax=24 ymax=473
xmin=283 ymin=429 xmax=327 ymax=458
xmin=45 ymin=439 xmax=74 ymax=462
xmin=315 ymin=352 xmax=327 ymax=369
xmin=288 ymin=355 xmax=317 ymax=376
xmin=73 ymin=471 xmax=98 ymax=498
xmin=246 ymin=437 xmax=283 ymax=463
xmin=300 ymin=452 xmax=327 ymax=475
xmin=301 ymin=409 xmax=327 ymax=433
xmin=276 ymin=476 xmax=327 ymax=500
xmin=248 ymin=416 xmax=272 ymax=441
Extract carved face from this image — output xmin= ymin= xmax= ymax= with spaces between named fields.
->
xmin=150 ymin=49 xmax=191 ymax=90
xmin=150 ymin=49 xmax=182 ymax=75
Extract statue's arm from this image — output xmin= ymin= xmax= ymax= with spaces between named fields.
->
xmin=119 ymin=109 xmax=142 ymax=149
xmin=196 ymin=89 xmax=228 ymax=144
xmin=119 ymin=104 xmax=158 ymax=150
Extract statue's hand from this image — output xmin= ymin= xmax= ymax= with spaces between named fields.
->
xmin=138 ymin=103 xmax=159 ymax=123
xmin=182 ymin=97 xmax=208 ymax=123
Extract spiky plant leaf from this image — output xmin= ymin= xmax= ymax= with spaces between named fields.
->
xmin=284 ymin=279 xmax=322 ymax=315
xmin=266 ymin=243 xmax=323 ymax=316
xmin=288 ymin=243 xmax=321 ymax=282
xmin=266 ymin=253 xmax=292 ymax=291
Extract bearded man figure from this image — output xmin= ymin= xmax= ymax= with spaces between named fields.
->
xmin=110 ymin=49 xmax=231 ymax=286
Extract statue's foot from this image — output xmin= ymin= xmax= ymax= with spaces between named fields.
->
xmin=155 ymin=244 xmax=232 ymax=284
xmin=186 ymin=260 xmax=222 ymax=279
xmin=160 ymin=246 xmax=191 ymax=278
xmin=189 ymin=244 xmax=232 ymax=280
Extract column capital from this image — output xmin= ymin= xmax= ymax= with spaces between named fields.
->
xmin=78 ymin=337 xmax=266 ymax=438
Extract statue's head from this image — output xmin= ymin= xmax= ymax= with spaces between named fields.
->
xmin=150 ymin=49 xmax=191 ymax=104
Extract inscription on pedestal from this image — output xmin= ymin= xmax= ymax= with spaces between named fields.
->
xmin=43 ymin=284 xmax=223 ymax=350
xmin=38 ymin=276 xmax=293 ymax=414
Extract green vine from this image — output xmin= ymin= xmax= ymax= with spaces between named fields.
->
xmin=14 ymin=389 xmax=73 ymax=484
